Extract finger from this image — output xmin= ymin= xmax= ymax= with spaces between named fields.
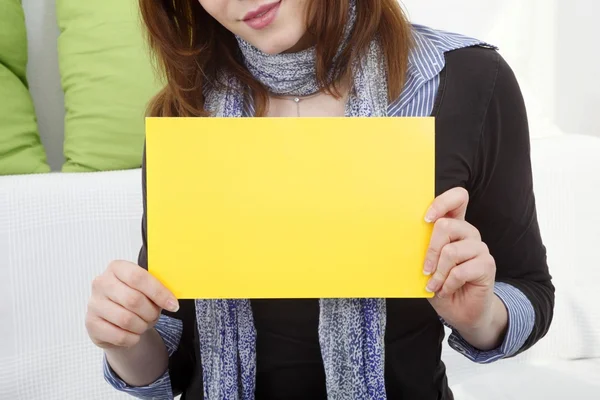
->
xmin=424 ymin=218 xmax=481 ymax=275
xmin=85 ymin=315 xmax=140 ymax=349
xmin=425 ymin=187 xmax=469 ymax=223
xmin=110 ymin=261 xmax=179 ymax=312
xmin=426 ymin=239 xmax=485 ymax=294
xmin=88 ymin=298 xmax=149 ymax=335
xmin=437 ymin=256 xmax=494 ymax=298
xmin=104 ymin=278 xmax=161 ymax=323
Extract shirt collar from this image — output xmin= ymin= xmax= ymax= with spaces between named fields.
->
xmin=407 ymin=24 xmax=497 ymax=82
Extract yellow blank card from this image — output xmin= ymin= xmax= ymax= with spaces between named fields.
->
xmin=146 ymin=117 xmax=434 ymax=299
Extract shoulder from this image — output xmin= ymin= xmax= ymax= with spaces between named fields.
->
xmin=410 ymin=24 xmax=495 ymax=53
xmin=409 ymin=24 xmax=518 ymax=108
xmin=436 ymin=45 xmax=522 ymax=120
xmin=434 ymin=46 xmax=501 ymax=116
xmin=433 ymin=45 xmax=527 ymax=195
xmin=391 ymin=25 xmax=502 ymax=113
xmin=392 ymin=25 xmax=522 ymax=119
xmin=408 ymin=24 xmax=501 ymax=81
xmin=443 ymin=45 xmax=508 ymax=87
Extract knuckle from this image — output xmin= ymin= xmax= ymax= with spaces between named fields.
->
xmin=85 ymin=317 xmax=105 ymax=344
xmin=130 ymin=334 xmax=141 ymax=347
xmin=152 ymin=310 xmax=161 ymax=324
xmin=151 ymin=300 xmax=162 ymax=316
xmin=150 ymin=287 xmax=164 ymax=303
xmin=91 ymin=276 xmax=104 ymax=292
xmin=125 ymin=292 xmax=144 ymax=310
xmin=441 ymin=244 xmax=456 ymax=262
xmin=126 ymin=268 xmax=144 ymax=287
xmin=118 ymin=312 xmax=135 ymax=329
xmin=148 ymin=310 xmax=161 ymax=326
xmin=106 ymin=279 xmax=120 ymax=297
xmin=425 ymin=248 xmax=438 ymax=263
xmin=113 ymin=331 xmax=131 ymax=347
xmin=151 ymin=286 xmax=170 ymax=306
xmin=435 ymin=217 xmax=452 ymax=233
xmin=478 ymin=241 xmax=490 ymax=255
xmin=84 ymin=314 xmax=96 ymax=332
xmin=449 ymin=267 xmax=464 ymax=283
xmin=486 ymin=254 xmax=496 ymax=269
xmin=86 ymin=298 xmax=97 ymax=316
xmin=431 ymin=272 xmax=444 ymax=285
xmin=456 ymin=187 xmax=469 ymax=202
xmin=432 ymin=265 xmax=447 ymax=281
xmin=108 ymin=260 xmax=122 ymax=272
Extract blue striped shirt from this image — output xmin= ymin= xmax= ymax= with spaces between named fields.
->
xmin=104 ymin=25 xmax=535 ymax=398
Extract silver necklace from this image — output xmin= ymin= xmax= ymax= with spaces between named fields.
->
xmin=279 ymin=92 xmax=320 ymax=117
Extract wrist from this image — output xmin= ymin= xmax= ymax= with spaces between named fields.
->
xmin=105 ymin=327 xmax=156 ymax=355
xmin=456 ymin=294 xmax=509 ymax=351
xmin=105 ymin=328 xmax=168 ymax=387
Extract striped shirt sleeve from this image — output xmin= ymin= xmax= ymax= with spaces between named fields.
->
xmin=445 ymin=282 xmax=535 ymax=363
xmin=103 ymin=314 xmax=184 ymax=399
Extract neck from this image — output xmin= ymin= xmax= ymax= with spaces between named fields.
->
xmin=283 ymin=32 xmax=315 ymax=54
xmin=236 ymin=1 xmax=357 ymax=97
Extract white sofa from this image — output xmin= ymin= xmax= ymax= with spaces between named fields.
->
xmin=1 ymin=1 xmax=599 ymax=399
xmin=3 ymin=136 xmax=600 ymax=400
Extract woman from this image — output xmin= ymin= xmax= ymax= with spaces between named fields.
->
xmin=85 ymin=0 xmax=554 ymax=399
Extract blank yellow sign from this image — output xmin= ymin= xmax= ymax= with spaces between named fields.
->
xmin=146 ymin=117 xmax=434 ymax=299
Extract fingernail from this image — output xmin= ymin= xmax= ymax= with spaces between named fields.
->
xmin=166 ymin=298 xmax=179 ymax=312
xmin=426 ymin=280 xmax=437 ymax=293
xmin=423 ymin=260 xmax=432 ymax=275
xmin=425 ymin=208 xmax=436 ymax=223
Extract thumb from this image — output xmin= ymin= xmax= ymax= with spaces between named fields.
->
xmin=425 ymin=187 xmax=469 ymax=223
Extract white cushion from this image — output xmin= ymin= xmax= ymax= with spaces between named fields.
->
xmin=451 ymin=359 xmax=600 ymax=400
xmin=525 ymin=135 xmax=600 ymax=360
xmin=0 ymin=169 xmax=141 ymax=399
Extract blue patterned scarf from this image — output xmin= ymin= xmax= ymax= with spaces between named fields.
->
xmin=198 ymin=2 xmax=390 ymax=399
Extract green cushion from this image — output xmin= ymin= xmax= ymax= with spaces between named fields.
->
xmin=57 ymin=0 xmax=161 ymax=172
xmin=0 ymin=0 xmax=50 ymax=175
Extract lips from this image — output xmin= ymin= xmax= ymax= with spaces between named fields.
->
xmin=243 ymin=1 xmax=280 ymax=21
xmin=242 ymin=1 xmax=281 ymax=30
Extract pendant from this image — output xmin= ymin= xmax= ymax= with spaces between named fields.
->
xmin=294 ymin=97 xmax=301 ymax=117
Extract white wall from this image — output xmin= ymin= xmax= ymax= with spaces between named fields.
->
xmin=402 ymin=0 xmax=600 ymax=138
xmin=555 ymin=0 xmax=599 ymax=137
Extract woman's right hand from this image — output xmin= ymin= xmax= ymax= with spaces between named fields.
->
xmin=85 ymin=260 xmax=179 ymax=350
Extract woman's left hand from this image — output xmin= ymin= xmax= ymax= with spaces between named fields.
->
xmin=423 ymin=187 xmax=508 ymax=350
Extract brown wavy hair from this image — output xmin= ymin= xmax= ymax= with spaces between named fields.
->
xmin=139 ymin=0 xmax=413 ymax=117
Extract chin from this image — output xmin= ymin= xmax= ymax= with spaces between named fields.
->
xmin=247 ymin=31 xmax=305 ymax=55
xmin=258 ymin=43 xmax=290 ymax=55
xmin=250 ymin=40 xmax=294 ymax=55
